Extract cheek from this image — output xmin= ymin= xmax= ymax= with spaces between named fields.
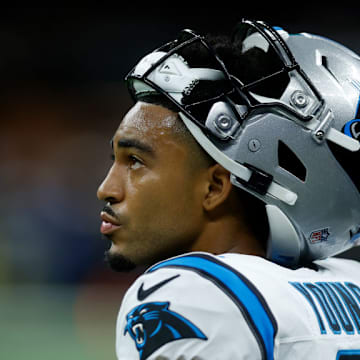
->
xmin=128 ymin=171 xmax=200 ymax=224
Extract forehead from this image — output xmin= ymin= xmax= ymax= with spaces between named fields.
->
xmin=117 ymin=101 xmax=180 ymax=141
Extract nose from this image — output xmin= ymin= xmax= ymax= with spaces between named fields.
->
xmin=97 ymin=165 xmax=124 ymax=204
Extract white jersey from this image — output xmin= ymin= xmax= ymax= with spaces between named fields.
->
xmin=115 ymin=252 xmax=360 ymax=360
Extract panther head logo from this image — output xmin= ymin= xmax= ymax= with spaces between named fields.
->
xmin=124 ymin=301 xmax=207 ymax=360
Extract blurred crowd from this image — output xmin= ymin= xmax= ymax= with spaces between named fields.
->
xmin=0 ymin=8 xmax=156 ymax=285
xmin=1 ymin=7 xmax=360 ymax=287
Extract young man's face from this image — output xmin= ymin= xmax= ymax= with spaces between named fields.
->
xmin=97 ymin=102 xmax=207 ymax=270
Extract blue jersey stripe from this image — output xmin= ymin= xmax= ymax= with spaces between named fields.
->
xmin=147 ymin=254 xmax=276 ymax=360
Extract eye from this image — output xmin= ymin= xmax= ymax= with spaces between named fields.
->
xmin=139 ymin=308 xmax=148 ymax=315
xmin=128 ymin=155 xmax=144 ymax=170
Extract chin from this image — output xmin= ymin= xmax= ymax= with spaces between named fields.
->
xmin=104 ymin=249 xmax=137 ymax=272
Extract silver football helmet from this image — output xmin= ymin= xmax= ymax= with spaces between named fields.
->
xmin=125 ymin=19 xmax=360 ymax=267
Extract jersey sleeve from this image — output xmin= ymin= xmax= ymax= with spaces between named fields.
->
xmin=115 ymin=252 xmax=276 ymax=360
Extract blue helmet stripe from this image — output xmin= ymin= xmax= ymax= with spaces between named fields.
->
xmin=147 ymin=253 xmax=277 ymax=360
xmin=336 ymin=349 xmax=360 ymax=359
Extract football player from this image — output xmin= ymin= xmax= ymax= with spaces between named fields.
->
xmin=97 ymin=19 xmax=360 ymax=359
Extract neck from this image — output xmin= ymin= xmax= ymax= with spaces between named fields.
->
xmin=188 ymin=213 xmax=266 ymax=257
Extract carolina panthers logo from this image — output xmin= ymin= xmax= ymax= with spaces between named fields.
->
xmin=124 ymin=301 xmax=207 ymax=360
xmin=343 ymin=119 xmax=360 ymax=140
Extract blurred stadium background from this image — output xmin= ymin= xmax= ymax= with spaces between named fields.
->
xmin=1 ymin=6 xmax=360 ymax=359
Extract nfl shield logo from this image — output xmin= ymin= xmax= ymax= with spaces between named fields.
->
xmin=309 ymin=228 xmax=330 ymax=244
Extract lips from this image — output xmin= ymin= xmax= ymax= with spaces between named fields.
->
xmin=100 ymin=211 xmax=122 ymax=234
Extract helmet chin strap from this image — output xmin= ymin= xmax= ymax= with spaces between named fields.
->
xmin=179 ymin=112 xmax=298 ymax=206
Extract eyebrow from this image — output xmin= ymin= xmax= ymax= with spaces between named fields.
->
xmin=110 ymin=138 xmax=155 ymax=155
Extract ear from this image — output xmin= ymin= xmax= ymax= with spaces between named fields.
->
xmin=203 ymin=164 xmax=233 ymax=212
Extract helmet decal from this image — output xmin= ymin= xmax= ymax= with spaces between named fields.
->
xmin=309 ymin=228 xmax=331 ymax=244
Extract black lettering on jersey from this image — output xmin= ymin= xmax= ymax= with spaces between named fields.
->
xmin=289 ymin=282 xmax=326 ymax=334
xmin=290 ymin=281 xmax=360 ymax=335
xmin=346 ymin=282 xmax=360 ymax=303
xmin=305 ymin=282 xmax=341 ymax=334
xmin=331 ymin=283 xmax=360 ymax=333
xmin=317 ymin=282 xmax=354 ymax=334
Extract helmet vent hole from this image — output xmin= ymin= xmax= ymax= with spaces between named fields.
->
xmin=327 ymin=140 xmax=360 ymax=192
xmin=278 ymin=141 xmax=307 ymax=182
xmin=321 ymin=55 xmax=338 ymax=82
xmin=321 ymin=55 xmax=328 ymax=68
